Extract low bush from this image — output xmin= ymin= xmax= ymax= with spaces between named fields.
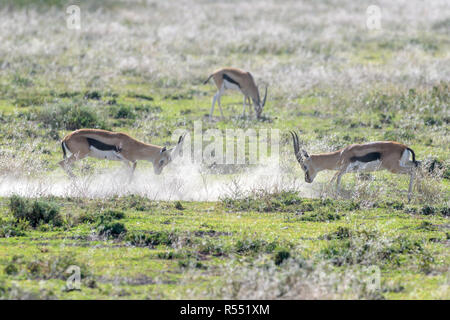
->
xmin=112 ymin=105 xmax=136 ymax=119
xmin=222 ymin=190 xmax=304 ymax=212
xmin=126 ymin=231 xmax=176 ymax=247
xmin=321 ymin=226 xmax=352 ymax=240
xmin=320 ymin=231 xmax=432 ymax=272
xmin=4 ymin=254 xmax=90 ymax=280
xmin=9 ymin=195 xmax=62 ymax=228
xmin=0 ymin=217 xmax=28 ymax=237
xmin=298 ymin=208 xmax=341 ymax=222
xmin=234 ymin=238 xmax=277 ymax=254
xmin=95 ymin=212 xmax=126 ymax=238
xmin=274 ymin=248 xmax=291 ymax=265
xmin=36 ymin=104 xmax=109 ymax=130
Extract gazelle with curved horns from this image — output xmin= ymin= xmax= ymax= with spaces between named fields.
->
xmin=290 ymin=131 xmax=419 ymax=201
xmin=59 ymin=129 xmax=186 ymax=180
xmin=204 ymin=67 xmax=267 ymax=120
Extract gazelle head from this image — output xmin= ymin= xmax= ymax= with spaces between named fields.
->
xmin=153 ymin=133 xmax=186 ymax=175
xmin=290 ymin=131 xmax=318 ymax=183
xmin=253 ymin=85 xmax=268 ymax=119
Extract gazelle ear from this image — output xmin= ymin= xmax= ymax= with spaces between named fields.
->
xmin=160 ymin=147 xmax=167 ymax=154
xmin=302 ymin=150 xmax=309 ymax=158
xmin=171 ymin=133 xmax=186 ymax=159
xmin=177 ymin=133 xmax=186 ymax=145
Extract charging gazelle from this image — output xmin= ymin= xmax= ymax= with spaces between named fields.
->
xmin=59 ymin=129 xmax=186 ymax=180
xmin=290 ymin=131 xmax=419 ymax=201
xmin=204 ymin=67 xmax=267 ymax=120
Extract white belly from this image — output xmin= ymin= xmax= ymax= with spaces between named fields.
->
xmin=89 ymin=146 xmax=124 ymax=161
xmin=346 ymin=160 xmax=382 ymax=173
xmin=223 ymin=79 xmax=240 ymax=90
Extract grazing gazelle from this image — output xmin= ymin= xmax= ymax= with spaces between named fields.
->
xmin=59 ymin=129 xmax=186 ymax=180
xmin=204 ymin=67 xmax=267 ymax=120
xmin=290 ymin=131 xmax=419 ymax=201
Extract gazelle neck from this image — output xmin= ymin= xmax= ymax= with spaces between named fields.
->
xmin=135 ymin=141 xmax=163 ymax=161
xmin=310 ymin=150 xmax=342 ymax=172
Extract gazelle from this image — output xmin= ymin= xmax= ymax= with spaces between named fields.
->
xmin=59 ymin=129 xmax=186 ymax=180
xmin=290 ymin=131 xmax=419 ymax=201
xmin=204 ymin=67 xmax=267 ymax=120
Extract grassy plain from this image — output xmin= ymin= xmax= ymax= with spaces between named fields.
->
xmin=0 ymin=0 xmax=448 ymax=299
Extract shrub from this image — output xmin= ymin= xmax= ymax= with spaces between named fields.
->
xmin=84 ymin=91 xmax=101 ymax=100
xmin=4 ymin=254 xmax=90 ymax=280
xmin=101 ymin=210 xmax=125 ymax=220
xmin=118 ymin=195 xmax=153 ymax=211
xmin=235 ymin=238 xmax=277 ymax=254
xmin=420 ymin=205 xmax=436 ymax=215
xmin=321 ymin=226 xmax=352 ymax=240
xmin=0 ymin=217 xmax=28 ymax=237
xmin=9 ymin=195 xmax=62 ymax=228
xmin=36 ymin=104 xmax=109 ymax=130
xmin=4 ymin=263 xmax=19 ymax=275
xmin=196 ymin=239 xmax=228 ymax=256
xmin=274 ymin=248 xmax=291 ymax=266
xmin=175 ymin=201 xmax=184 ymax=210
xmin=79 ymin=210 xmax=125 ymax=224
xmin=222 ymin=190 xmax=303 ymax=212
xmin=417 ymin=221 xmax=436 ymax=231
xmin=78 ymin=211 xmax=97 ymax=224
xmin=112 ymin=105 xmax=136 ymax=119
xmin=97 ymin=219 xmax=127 ymax=238
xmin=298 ymin=208 xmax=341 ymax=222
xmin=126 ymin=231 xmax=175 ymax=247
xmin=178 ymin=259 xmax=206 ymax=270
xmin=320 ymin=232 xmax=429 ymax=269
xmin=157 ymin=251 xmax=186 ymax=260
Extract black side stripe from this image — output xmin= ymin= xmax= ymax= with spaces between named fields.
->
xmin=223 ymin=74 xmax=240 ymax=88
xmin=86 ymin=138 xmax=121 ymax=153
xmin=350 ymin=152 xmax=381 ymax=163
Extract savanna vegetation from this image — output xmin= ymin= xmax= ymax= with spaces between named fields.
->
xmin=0 ymin=0 xmax=448 ymax=299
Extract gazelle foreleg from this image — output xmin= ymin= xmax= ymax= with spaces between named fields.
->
xmin=210 ymin=91 xmax=219 ymax=120
xmin=59 ymin=150 xmax=86 ymax=178
xmin=247 ymin=97 xmax=253 ymax=117
xmin=59 ymin=155 xmax=76 ymax=178
xmin=332 ymin=163 xmax=349 ymax=195
xmin=129 ymin=161 xmax=137 ymax=183
xmin=120 ymin=160 xmax=134 ymax=183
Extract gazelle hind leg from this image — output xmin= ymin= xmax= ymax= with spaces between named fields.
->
xmin=408 ymin=170 xmax=415 ymax=203
xmin=336 ymin=172 xmax=344 ymax=194
xmin=396 ymin=160 xmax=417 ymax=202
xmin=217 ymin=91 xmax=225 ymax=119
xmin=242 ymin=95 xmax=247 ymax=117
xmin=209 ymin=91 xmax=219 ymax=120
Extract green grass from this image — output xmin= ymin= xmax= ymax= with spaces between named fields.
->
xmin=0 ymin=195 xmax=448 ymax=299
xmin=0 ymin=0 xmax=448 ymax=299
